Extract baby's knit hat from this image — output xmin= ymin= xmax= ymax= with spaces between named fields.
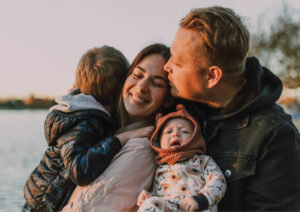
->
xmin=150 ymin=104 xmax=207 ymax=165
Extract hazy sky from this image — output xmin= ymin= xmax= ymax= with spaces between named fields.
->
xmin=0 ymin=0 xmax=299 ymax=99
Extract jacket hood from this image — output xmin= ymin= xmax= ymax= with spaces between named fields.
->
xmin=214 ymin=57 xmax=283 ymax=120
xmin=49 ymin=90 xmax=110 ymax=117
xmin=150 ymin=104 xmax=206 ymax=165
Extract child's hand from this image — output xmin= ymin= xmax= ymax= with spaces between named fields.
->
xmin=180 ymin=196 xmax=199 ymax=212
xmin=137 ymin=189 xmax=151 ymax=206
xmin=116 ymin=126 xmax=154 ymax=145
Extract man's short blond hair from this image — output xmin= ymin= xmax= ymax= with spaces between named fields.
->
xmin=76 ymin=46 xmax=129 ymax=107
xmin=180 ymin=6 xmax=250 ymax=75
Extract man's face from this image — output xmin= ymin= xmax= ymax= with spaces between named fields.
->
xmin=160 ymin=118 xmax=194 ymax=149
xmin=164 ymin=27 xmax=209 ymax=102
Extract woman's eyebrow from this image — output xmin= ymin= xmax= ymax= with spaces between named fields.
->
xmin=136 ymin=65 xmax=168 ymax=83
xmin=136 ymin=65 xmax=146 ymax=72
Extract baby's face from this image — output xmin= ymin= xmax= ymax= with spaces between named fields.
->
xmin=160 ymin=118 xmax=194 ymax=149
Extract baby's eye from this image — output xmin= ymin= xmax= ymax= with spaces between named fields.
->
xmin=182 ymin=131 xmax=191 ymax=134
xmin=163 ymin=129 xmax=172 ymax=134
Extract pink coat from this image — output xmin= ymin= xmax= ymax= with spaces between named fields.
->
xmin=62 ymin=137 xmax=156 ymax=212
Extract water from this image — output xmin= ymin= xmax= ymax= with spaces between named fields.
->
xmin=0 ymin=110 xmax=299 ymax=211
xmin=0 ymin=110 xmax=48 ymax=212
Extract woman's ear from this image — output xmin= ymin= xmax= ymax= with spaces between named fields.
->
xmin=207 ymin=66 xmax=222 ymax=89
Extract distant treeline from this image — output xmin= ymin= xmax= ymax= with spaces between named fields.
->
xmin=0 ymin=94 xmax=55 ymax=109
xmin=1 ymin=92 xmax=299 ymax=112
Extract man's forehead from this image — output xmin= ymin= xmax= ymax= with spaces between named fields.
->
xmin=172 ymin=28 xmax=199 ymax=53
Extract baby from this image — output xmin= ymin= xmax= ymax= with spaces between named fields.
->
xmin=137 ymin=105 xmax=226 ymax=212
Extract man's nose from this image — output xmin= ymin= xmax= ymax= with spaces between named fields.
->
xmin=164 ymin=59 xmax=172 ymax=73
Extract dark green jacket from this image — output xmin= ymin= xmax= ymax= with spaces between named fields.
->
xmin=181 ymin=57 xmax=300 ymax=211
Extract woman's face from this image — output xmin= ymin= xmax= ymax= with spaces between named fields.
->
xmin=123 ymin=54 xmax=170 ymax=122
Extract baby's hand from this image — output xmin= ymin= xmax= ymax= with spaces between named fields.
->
xmin=137 ymin=189 xmax=151 ymax=206
xmin=180 ymin=196 xmax=199 ymax=212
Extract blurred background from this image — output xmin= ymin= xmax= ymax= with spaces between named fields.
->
xmin=0 ymin=0 xmax=299 ymax=211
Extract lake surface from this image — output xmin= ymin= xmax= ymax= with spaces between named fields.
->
xmin=0 ymin=109 xmax=299 ymax=211
xmin=0 ymin=110 xmax=48 ymax=212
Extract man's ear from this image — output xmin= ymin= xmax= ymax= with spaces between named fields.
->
xmin=207 ymin=66 xmax=222 ymax=89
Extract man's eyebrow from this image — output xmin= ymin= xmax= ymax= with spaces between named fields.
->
xmin=170 ymin=46 xmax=176 ymax=57
xmin=170 ymin=46 xmax=180 ymax=62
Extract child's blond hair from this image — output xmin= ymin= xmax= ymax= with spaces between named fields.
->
xmin=76 ymin=46 xmax=129 ymax=112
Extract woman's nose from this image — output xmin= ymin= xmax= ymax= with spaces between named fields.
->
xmin=137 ymin=78 xmax=149 ymax=93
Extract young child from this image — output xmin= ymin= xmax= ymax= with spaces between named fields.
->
xmin=137 ymin=105 xmax=226 ymax=212
xmin=23 ymin=46 xmax=130 ymax=212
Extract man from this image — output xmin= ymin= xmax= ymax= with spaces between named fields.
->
xmin=164 ymin=6 xmax=300 ymax=211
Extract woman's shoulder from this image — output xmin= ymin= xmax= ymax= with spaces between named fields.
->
xmin=63 ymin=136 xmax=157 ymax=212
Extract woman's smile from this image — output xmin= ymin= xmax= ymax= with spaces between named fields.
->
xmin=122 ymin=54 xmax=170 ymax=122
xmin=129 ymin=92 xmax=149 ymax=105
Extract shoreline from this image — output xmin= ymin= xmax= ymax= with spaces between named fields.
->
xmin=293 ymin=120 xmax=300 ymax=131
xmin=0 ymin=109 xmax=299 ymax=130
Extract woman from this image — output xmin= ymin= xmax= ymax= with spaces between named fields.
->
xmin=62 ymin=43 xmax=173 ymax=212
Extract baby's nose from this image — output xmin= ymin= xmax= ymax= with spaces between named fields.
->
xmin=172 ymin=130 xmax=180 ymax=137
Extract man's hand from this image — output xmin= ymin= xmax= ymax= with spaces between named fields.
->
xmin=180 ymin=196 xmax=199 ymax=212
xmin=137 ymin=189 xmax=152 ymax=206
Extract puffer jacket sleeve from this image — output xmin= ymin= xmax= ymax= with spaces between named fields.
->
xmin=57 ymin=120 xmax=122 ymax=186
xmin=193 ymin=155 xmax=226 ymax=209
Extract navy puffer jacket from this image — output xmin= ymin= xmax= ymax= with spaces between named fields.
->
xmin=23 ymin=92 xmax=122 ymax=212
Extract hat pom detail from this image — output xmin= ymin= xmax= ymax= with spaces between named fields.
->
xmin=176 ymin=104 xmax=186 ymax=111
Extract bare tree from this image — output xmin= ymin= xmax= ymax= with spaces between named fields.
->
xmin=249 ymin=3 xmax=300 ymax=88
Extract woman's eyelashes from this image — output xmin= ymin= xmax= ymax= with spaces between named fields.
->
xmin=132 ymin=70 xmax=166 ymax=88
xmin=132 ymin=72 xmax=143 ymax=79
xmin=151 ymin=79 xmax=164 ymax=88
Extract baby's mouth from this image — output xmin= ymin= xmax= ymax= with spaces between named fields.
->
xmin=171 ymin=140 xmax=181 ymax=146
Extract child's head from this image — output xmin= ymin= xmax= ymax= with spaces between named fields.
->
xmin=150 ymin=104 xmax=207 ymax=165
xmin=75 ymin=45 xmax=130 ymax=112
xmin=160 ymin=117 xmax=194 ymax=149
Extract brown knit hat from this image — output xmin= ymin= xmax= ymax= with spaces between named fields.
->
xmin=150 ymin=104 xmax=206 ymax=165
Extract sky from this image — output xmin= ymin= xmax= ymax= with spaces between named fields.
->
xmin=0 ymin=0 xmax=299 ymax=99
